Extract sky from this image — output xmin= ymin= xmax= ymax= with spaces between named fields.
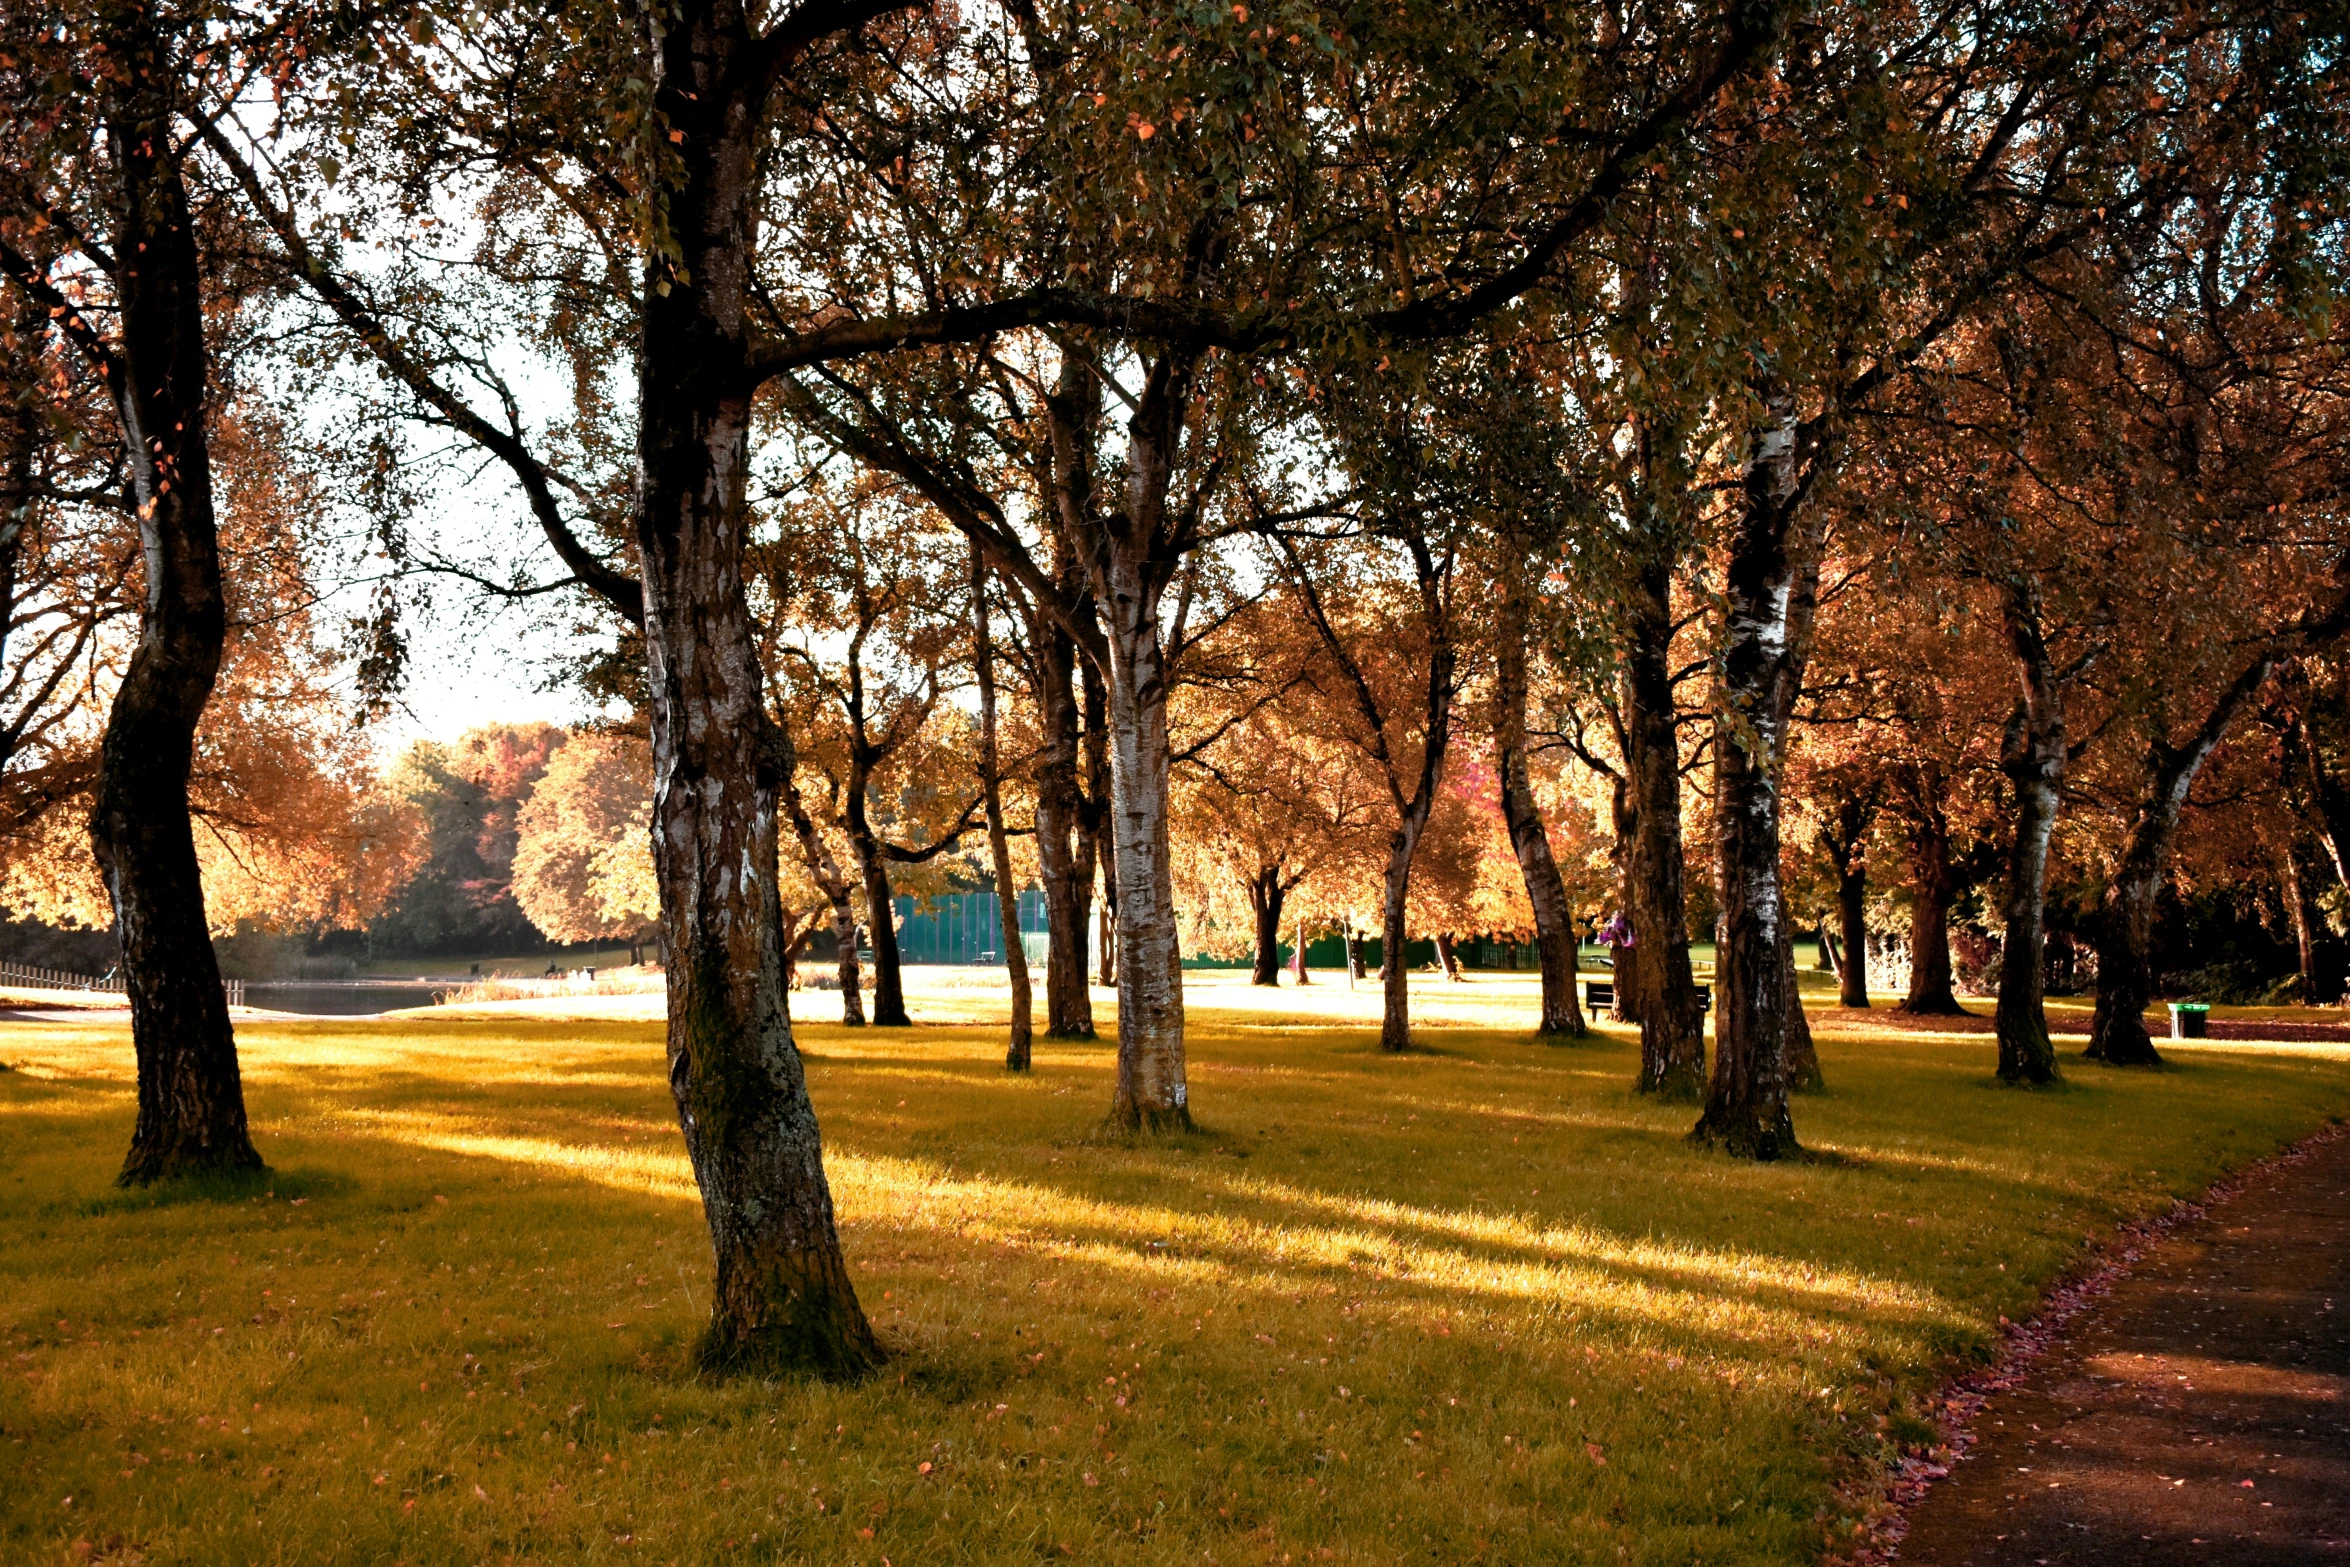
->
xmin=327 ymin=512 xmax=624 ymax=759
xmin=367 ymin=609 xmax=600 ymax=756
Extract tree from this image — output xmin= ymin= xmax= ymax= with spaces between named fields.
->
xmin=512 ymin=731 xmax=661 ymax=961
xmin=1271 ymin=503 xmax=1461 ymax=1053
xmin=971 ymin=543 xmax=1034 ymax=1069
xmin=1541 ymin=252 xmax=1712 ymax=1092
xmin=1171 ymin=629 xmax=1382 ymax=985
xmin=752 ymin=0 xmax=1795 ymax=1131
xmin=1478 ymin=379 xmax=1595 ymax=1038
xmin=774 ymin=708 xmax=869 ymax=1025
xmin=0 ymin=296 xmax=137 ymax=847
xmin=375 ymin=725 xmax=568 ymax=956
xmin=1 ymin=0 xmax=268 ymax=1182
xmin=765 ymin=483 xmax=982 ymax=1028
xmin=1807 ymin=764 xmax=1883 ymax=1010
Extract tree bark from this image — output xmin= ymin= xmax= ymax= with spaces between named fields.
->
xmin=1027 ymin=565 xmax=1097 ymax=1038
xmin=1248 ymin=868 xmax=1286 ymax=985
xmin=972 ymin=545 xmax=1032 ymax=1069
xmin=1780 ymin=917 xmax=1822 ymax=1092
xmin=1623 ymin=554 xmax=1704 ymax=1095
xmin=0 ymin=304 xmax=31 ymax=776
xmin=1837 ymin=866 xmax=1874 ymax=1003
xmin=847 ymin=808 xmax=910 ymax=1027
xmin=2087 ymin=655 xmax=2278 ymax=1066
xmin=1097 ymin=564 xmax=1186 ymax=1128
xmin=1994 ymin=581 xmax=2063 ymax=1084
xmin=1896 ymin=767 xmax=1965 ymax=1015
xmin=2281 ymin=847 xmax=2330 ymax=1005
xmin=2086 ymin=869 xmax=2164 ymax=1067
xmin=634 ymin=0 xmax=877 ymax=1376
xmin=778 ymin=761 xmax=864 ymax=1027
xmin=1089 ymin=358 xmax=1196 ymax=1132
xmin=1693 ymin=392 xmax=1813 ymax=1160
xmin=1433 ymin=933 xmax=1463 ymax=981
xmin=1819 ymin=789 xmax=1874 ymax=1008
xmin=1604 ymin=767 xmax=1645 ymax=1025
xmin=91 ymin=12 xmax=260 ymax=1186
xmin=1378 ymin=802 xmax=1435 ymax=1049
xmin=1084 ymin=626 xmax=1117 ymax=994
xmin=1495 ymin=544 xmax=1588 ymax=1037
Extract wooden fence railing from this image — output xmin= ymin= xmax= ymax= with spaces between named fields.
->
xmin=0 ymin=961 xmax=244 ymax=1008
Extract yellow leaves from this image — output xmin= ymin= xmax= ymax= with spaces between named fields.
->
xmin=512 ymin=733 xmax=657 ymax=944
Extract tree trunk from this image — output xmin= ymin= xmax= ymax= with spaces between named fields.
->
xmin=0 ymin=304 xmax=32 ymax=779
xmin=1433 ymin=933 xmax=1463 ymax=981
xmin=1290 ymin=914 xmax=1310 ymax=984
xmin=827 ymin=904 xmax=864 ymax=1023
xmin=1623 ymin=554 xmax=1704 ymax=1096
xmin=972 ymin=545 xmax=1032 ymax=1070
xmin=1994 ymin=583 xmax=2064 ymax=1085
xmin=1084 ymin=657 xmax=1117 ymax=991
xmin=1495 ymin=546 xmax=1588 ymax=1037
xmin=1090 ymin=366 xmax=1192 ymax=1130
xmin=1780 ymin=917 xmax=1822 ymax=1092
xmin=1097 ymin=573 xmax=1187 ymax=1128
xmin=1835 ymin=861 xmax=1869 ymax=1007
xmin=1693 ymin=393 xmax=1812 ymax=1160
xmin=94 ymin=18 xmax=260 ymax=1186
xmin=1604 ymin=769 xmax=1645 ymax=1025
xmin=779 ymin=755 xmax=864 ymax=1027
xmin=1028 ymin=589 xmax=1096 ymax=1038
xmin=1896 ymin=775 xmax=1965 ymax=1015
xmin=634 ymin=0 xmax=876 ymax=1376
xmin=2086 ymin=871 xmax=2164 ymax=1066
xmin=2282 ymin=847 xmax=2331 ymax=1004
xmin=1283 ymin=524 xmax=1456 ymax=1053
xmin=1248 ymin=869 xmax=1286 ymax=985
xmin=851 ymin=826 xmax=910 ymax=1027
xmin=2087 ymin=655 xmax=2277 ymax=1066
xmin=1345 ymin=921 xmax=1365 ymax=983
xmin=1378 ymin=807 xmax=1433 ymax=1050
xmin=1096 ymin=888 xmax=1118 ymax=986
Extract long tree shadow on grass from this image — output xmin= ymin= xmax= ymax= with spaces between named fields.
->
xmin=73 ymin=1165 xmax=357 ymax=1217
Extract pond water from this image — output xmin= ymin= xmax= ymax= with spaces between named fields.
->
xmin=242 ymin=982 xmax=446 ymax=1016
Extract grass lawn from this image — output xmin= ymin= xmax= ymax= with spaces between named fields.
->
xmin=3 ymin=977 xmax=2348 ymax=1566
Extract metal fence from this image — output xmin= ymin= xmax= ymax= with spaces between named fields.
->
xmin=0 ymin=960 xmax=245 ymax=1008
xmin=891 ymin=888 xmax=1054 ymax=966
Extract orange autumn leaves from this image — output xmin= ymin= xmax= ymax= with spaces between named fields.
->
xmin=0 ymin=406 xmax=419 ymax=934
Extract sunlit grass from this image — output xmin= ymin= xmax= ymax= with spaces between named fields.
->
xmin=4 ymin=976 xmax=2348 ymax=1565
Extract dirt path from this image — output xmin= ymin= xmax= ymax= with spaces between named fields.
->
xmin=1892 ymin=1127 xmax=2350 ymax=1565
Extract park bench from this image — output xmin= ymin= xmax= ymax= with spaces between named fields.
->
xmin=1582 ymin=979 xmax=1712 ymax=1014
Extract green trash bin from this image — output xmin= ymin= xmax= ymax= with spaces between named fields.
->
xmin=2168 ymin=1002 xmax=2210 ymax=1040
